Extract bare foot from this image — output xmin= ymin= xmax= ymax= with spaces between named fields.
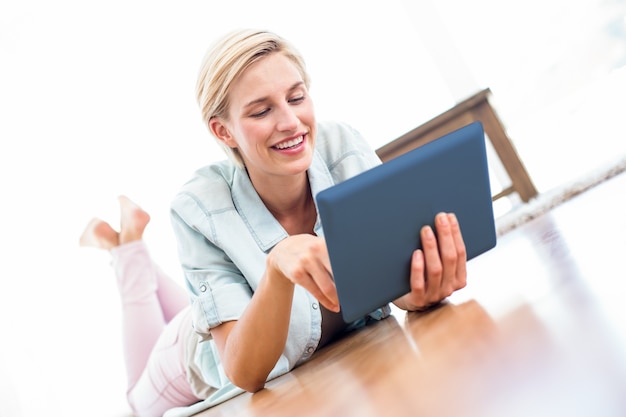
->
xmin=118 ymin=195 xmax=151 ymax=244
xmin=79 ymin=218 xmax=119 ymax=250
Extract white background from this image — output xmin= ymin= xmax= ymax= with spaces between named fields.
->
xmin=1 ymin=0 xmax=624 ymax=416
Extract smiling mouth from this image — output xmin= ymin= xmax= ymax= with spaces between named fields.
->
xmin=273 ymin=135 xmax=304 ymax=150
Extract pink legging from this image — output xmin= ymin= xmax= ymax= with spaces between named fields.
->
xmin=111 ymin=241 xmax=200 ymax=417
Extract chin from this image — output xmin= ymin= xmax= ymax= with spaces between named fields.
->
xmin=284 ymin=154 xmax=313 ymax=176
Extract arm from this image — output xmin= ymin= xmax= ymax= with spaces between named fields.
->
xmin=393 ymin=212 xmax=467 ymax=311
xmin=211 ymin=263 xmax=294 ymax=392
xmin=212 ymin=234 xmax=338 ymax=392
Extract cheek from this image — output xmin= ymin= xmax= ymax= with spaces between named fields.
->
xmin=236 ymin=121 xmax=270 ymax=151
xmin=301 ymin=102 xmax=316 ymax=125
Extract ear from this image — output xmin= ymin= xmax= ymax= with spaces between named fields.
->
xmin=209 ymin=117 xmax=238 ymax=148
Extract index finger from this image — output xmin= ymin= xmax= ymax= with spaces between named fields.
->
xmin=308 ymin=239 xmax=340 ymax=311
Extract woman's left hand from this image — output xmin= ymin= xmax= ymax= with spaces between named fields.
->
xmin=393 ymin=212 xmax=467 ymax=311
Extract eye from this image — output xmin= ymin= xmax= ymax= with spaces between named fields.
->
xmin=250 ymin=108 xmax=270 ymax=118
xmin=288 ymin=95 xmax=305 ymax=104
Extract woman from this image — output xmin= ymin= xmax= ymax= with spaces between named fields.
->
xmin=81 ymin=29 xmax=467 ymax=417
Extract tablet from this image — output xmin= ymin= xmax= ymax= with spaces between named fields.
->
xmin=316 ymin=121 xmax=496 ymax=323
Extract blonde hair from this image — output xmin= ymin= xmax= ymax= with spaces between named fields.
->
xmin=196 ymin=29 xmax=311 ymax=167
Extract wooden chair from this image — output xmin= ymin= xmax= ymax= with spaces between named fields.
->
xmin=375 ymin=88 xmax=537 ymax=203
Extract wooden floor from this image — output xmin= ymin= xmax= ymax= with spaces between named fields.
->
xmin=196 ymin=172 xmax=626 ymax=417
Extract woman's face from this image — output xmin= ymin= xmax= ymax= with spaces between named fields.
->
xmin=211 ymin=52 xmax=316 ymax=183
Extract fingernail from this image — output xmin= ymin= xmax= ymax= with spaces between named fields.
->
xmin=449 ymin=213 xmax=458 ymax=225
xmin=438 ymin=213 xmax=449 ymax=226
xmin=423 ymin=225 xmax=434 ymax=239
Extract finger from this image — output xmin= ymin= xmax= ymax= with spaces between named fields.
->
xmin=317 ymin=239 xmax=333 ymax=275
xmin=296 ymin=252 xmax=339 ymax=311
xmin=268 ymin=236 xmax=340 ymax=311
xmin=421 ymin=224 xmax=442 ymax=301
xmin=306 ymin=274 xmax=340 ymax=312
xmin=435 ymin=212 xmax=458 ymax=293
xmin=289 ymin=260 xmax=338 ymax=311
xmin=408 ymin=248 xmax=427 ymax=306
xmin=311 ymin=270 xmax=340 ymax=311
xmin=308 ymin=240 xmax=340 ymax=310
xmin=448 ymin=213 xmax=467 ymax=290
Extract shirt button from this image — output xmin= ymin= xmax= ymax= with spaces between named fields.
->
xmin=306 ymin=346 xmax=314 ymax=354
xmin=199 ymin=284 xmax=207 ymax=293
xmin=312 ymin=303 xmax=319 ymax=310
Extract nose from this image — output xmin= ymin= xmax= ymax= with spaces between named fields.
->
xmin=275 ymin=103 xmax=299 ymax=132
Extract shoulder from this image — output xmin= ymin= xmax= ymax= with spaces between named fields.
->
xmin=315 ymin=120 xmax=368 ymax=157
xmin=314 ymin=120 xmax=382 ymax=179
xmin=171 ymin=160 xmax=237 ymax=221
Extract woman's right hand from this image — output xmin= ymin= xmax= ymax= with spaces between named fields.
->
xmin=266 ymin=234 xmax=340 ymax=312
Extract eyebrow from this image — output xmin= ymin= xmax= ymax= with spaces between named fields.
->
xmin=243 ymin=81 xmax=305 ymax=108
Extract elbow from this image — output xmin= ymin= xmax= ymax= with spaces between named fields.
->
xmin=240 ymin=380 xmax=266 ymax=394
xmin=228 ymin=377 xmax=265 ymax=394
xmin=226 ymin=369 xmax=266 ymax=393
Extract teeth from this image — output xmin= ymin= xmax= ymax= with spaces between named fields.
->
xmin=274 ymin=136 xmax=303 ymax=150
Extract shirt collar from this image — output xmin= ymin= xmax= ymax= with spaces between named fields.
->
xmin=231 ymin=150 xmax=334 ymax=252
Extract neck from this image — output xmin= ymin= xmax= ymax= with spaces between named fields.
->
xmin=250 ymin=171 xmax=316 ymax=235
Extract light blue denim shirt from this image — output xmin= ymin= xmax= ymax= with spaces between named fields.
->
xmin=169 ymin=121 xmax=391 ymax=402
